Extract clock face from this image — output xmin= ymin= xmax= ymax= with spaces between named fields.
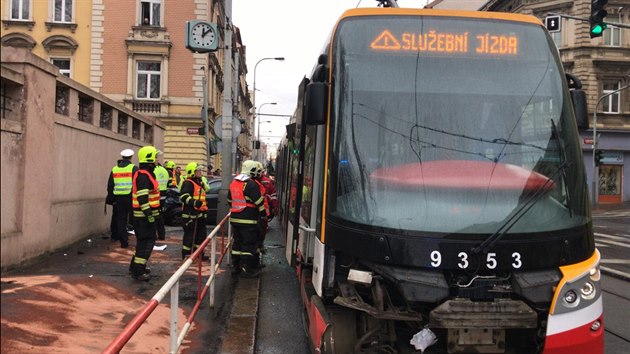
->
xmin=191 ymin=22 xmax=215 ymax=47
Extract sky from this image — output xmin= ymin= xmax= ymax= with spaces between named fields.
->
xmin=231 ymin=0 xmax=430 ymax=158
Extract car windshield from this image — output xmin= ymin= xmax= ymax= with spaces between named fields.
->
xmin=327 ymin=15 xmax=589 ymax=234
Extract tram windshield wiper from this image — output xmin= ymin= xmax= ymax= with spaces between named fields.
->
xmin=472 ymin=159 xmax=570 ymax=256
xmin=550 ymin=119 xmax=572 ymax=217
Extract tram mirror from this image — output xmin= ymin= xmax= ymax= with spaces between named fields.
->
xmin=571 ymin=89 xmax=588 ymax=130
xmin=565 ymin=73 xmax=582 ymax=89
xmin=286 ymin=123 xmax=296 ymax=140
xmin=312 ymin=63 xmax=328 ymax=83
xmin=305 ymin=81 xmax=327 ymax=125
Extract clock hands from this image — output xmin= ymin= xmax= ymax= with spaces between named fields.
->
xmin=202 ymin=27 xmax=213 ymax=38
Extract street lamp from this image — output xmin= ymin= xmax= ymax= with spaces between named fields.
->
xmin=252 ymin=57 xmax=284 ymax=159
xmin=257 ymin=102 xmax=276 ymax=161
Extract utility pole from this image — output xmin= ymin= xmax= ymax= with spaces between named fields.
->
xmin=218 ymin=0 xmax=233 ymax=222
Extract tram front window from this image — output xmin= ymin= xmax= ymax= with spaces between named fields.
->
xmin=327 ymin=16 xmax=589 ymax=234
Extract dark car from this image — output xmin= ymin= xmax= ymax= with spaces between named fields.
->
xmin=162 ymin=178 xmax=222 ymax=227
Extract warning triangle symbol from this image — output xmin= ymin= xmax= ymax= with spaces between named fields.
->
xmin=371 ymin=30 xmax=401 ymax=50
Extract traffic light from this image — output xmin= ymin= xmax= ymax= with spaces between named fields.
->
xmin=594 ymin=149 xmax=603 ymax=166
xmin=589 ymin=0 xmax=608 ymax=38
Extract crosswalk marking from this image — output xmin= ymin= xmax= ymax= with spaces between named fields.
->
xmin=600 ymin=266 xmax=630 ymax=280
xmin=600 ymin=259 xmax=630 ymax=265
xmin=594 ymin=232 xmax=628 ymax=241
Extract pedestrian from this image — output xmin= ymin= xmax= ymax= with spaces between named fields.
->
xmin=180 ymin=162 xmax=209 ymax=260
xmin=153 ymin=152 xmax=170 ymax=240
xmin=228 ymin=160 xmax=267 ymax=277
xmin=106 ymin=148 xmax=137 ymax=248
xmin=213 ymin=168 xmax=222 ymax=177
xmin=129 ymin=145 xmax=161 ymax=281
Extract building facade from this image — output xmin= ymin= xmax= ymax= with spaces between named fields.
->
xmin=1 ymin=0 xmax=254 ymax=174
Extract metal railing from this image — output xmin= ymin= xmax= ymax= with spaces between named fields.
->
xmin=103 ymin=213 xmax=232 ymax=354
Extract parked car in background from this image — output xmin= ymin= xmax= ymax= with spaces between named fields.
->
xmin=162 ymin=177 xmax=222 ymax=227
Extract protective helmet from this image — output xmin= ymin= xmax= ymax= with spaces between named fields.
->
xmin=241 ymin=160 xmax=260 ymax=177
xmin=138 ymin=145 xmax=158 ymax=163
xmin=254 ymin=162 xmax=264 ymax=178
xmin=186 ymin=162 xmax=200 ymax=177
xmin=165 ymin=161 xmax=175 ymax=169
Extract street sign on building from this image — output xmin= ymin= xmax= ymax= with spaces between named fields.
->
xmin=545 ymin=15 xmax=561 ymax=32
xmin=186 ymin=127 xmax=200 ymax=135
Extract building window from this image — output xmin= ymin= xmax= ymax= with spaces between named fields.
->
xmin=118 ymin=113 xmax=128 ymax=135
xmin=78 ymin=95 xmax=93 ymax=123
xmin=51 ymin=58 xmax=71 ymax=77
xmin=10 ymin=0 xmax=30 ymax=20
xmin=136 ymin=61 xmax=161 ymax=99
xmin=53 ymin=0 xmax=72 ymax=22
xmin=100 ymin=104 xmax=113 ymax=129
xmin=604 ymin=15 xmax=621 ymax=47
xmin=140 ymin=0 xmax=161 ymax=26
xmin=602 ymin=81 xmax=621 ymax=114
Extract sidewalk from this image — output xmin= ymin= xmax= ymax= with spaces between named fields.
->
xmin=0 ymin=226 xmax=231 ymax=353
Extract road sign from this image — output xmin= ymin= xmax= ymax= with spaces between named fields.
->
xmin=545 ymin=15 xmax=561 ymax=32
xmin=187 ymin=127 xmax=200 ymax=135
xmin=213 ymin=116 xmax=242 ymax=138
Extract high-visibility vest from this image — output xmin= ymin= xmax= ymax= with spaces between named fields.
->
xmin=229 ymin=179 xmax=257 ymax=213
xmin=132 ymin=170 xmax=160 ymax=218
xmin=153 ymin=165 xmax=169 ymax=192
xmin=181 ymin=179 xmax=206 ymax=220
xmin=112 ymin=164 xmax=135 ymax=195
xmin=201 ymin=176 xmax=210 ymax=192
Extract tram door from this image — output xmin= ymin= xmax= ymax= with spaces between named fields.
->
xmin=285 ymin=79 xmax=308 ymax=265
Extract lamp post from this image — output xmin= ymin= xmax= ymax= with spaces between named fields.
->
xmin=257 ymin=102 xmax=276 ymax=161
xmin=252 ymin=57 xmax=284 ymax=160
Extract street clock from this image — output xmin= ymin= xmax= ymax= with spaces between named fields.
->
xmin=186 ymin=20 xmax=219 ymax=53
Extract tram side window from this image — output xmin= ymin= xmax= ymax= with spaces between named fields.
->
xmin=301 ymin=125 xmax=317 ymax=222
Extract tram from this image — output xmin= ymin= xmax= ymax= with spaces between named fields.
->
xmin=275 ymin=5 xmax=603 ymax=354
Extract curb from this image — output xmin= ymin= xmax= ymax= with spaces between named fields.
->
xmin=220 ymin=276 xmax=261 ymax=354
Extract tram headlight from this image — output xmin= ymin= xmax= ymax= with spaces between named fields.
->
xmin=580 ymin=281 xmax=596 ymax=300
xmin=563 ymin=290 xmax=578 ymax=306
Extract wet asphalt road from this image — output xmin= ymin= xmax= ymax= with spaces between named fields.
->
xmin=254 ymin=219 xmax=310 ymax=354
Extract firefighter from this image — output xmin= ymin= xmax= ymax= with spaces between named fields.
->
xmin=252 ymin=162 xmax=271 ymax=259
xmin=129 ymin=145 xmax=161 ymax=281
xmin=153 ymin=152 xmax=170 ymax=240
xmin=164 ymin=161 xmax=178 ymax=190
xmin=228 ymin=160 xmax=267 ymax=277
xmin=260 ymin=167 xmax=278 ymax=219
xmin=106 ymin=148 xmax=137 ymax=248
xmin=180 ymin=162 xmax=209 ymax=260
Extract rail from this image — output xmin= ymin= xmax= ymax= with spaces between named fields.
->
xmin=102 ymin=213 xmax=232 ymax=354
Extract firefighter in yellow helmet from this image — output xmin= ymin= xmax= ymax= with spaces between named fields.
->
xmin=179 ymin=162 xmax=209 ymax=260
xmin=227 ymin=160 xmax=267 ymax=277
xmin=129 ymin=145 xmax=161 ymax=281
xmin=153 ymin=151 xmax=170 ymax=240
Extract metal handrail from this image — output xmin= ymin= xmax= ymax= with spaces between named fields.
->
xmin=102 ymin=213 xmax=232 ymax=354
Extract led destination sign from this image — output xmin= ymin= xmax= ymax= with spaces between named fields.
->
xmin=370 ymin=30 xmax=519 ymax=55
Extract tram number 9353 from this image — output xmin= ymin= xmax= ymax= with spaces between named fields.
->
xmin=429 ymin=250 xmax=523 ymax=269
